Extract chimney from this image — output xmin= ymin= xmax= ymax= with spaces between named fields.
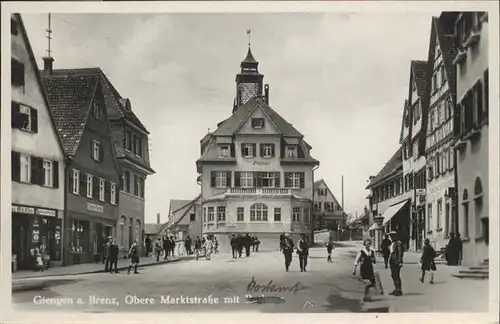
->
xmin=264 ymin=84 xmax=269 ymax=104
xmin=157 ymin=213 xmax=160 ymax=224
xmin=42 ymin=56 xmax=54 ymax=75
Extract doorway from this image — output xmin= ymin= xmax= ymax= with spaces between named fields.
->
xmin=12 ymin=215 xmax=30 ymax=269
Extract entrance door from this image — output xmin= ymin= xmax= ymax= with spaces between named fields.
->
xmin=45 ymin=218 xmax=62 ymax=261
xmin=12 ymin=215 xmax=30 ymax=269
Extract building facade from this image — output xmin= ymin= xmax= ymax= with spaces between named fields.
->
xmin=41 ymin=68 xmax=121 ymax=265
xmin=11 ymin=14 xmax=66 ymax=270
xmin=313 ymin=179 xmax=344 ymax=231
xmin=196 ymin=47 xmax=319 ymax=251
xmin=453 ymin=12 xmax=489 ymax=265
xmin=423 ymin=15 xmax=458 ymax=252
xmin=166 ymin=196 xmax=203 ymax=241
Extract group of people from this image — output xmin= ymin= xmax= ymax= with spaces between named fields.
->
xmin=102 ymin=236 xmax=141 ymax=275
xmin=445 ymin=232 xmax=463 ymax=266
xmin=279 ymin=233 xmax=310 ymax=272
xmin=230 ymin=233 xmax=260 ymax=259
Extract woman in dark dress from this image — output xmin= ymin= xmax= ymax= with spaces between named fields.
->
xmin=326 ymin=240 xmax=334 ymax=263
xmin=420 ymin=238 xmax=436 ymax=284
xmin=353 ymin=239 xmax=377 ymax=302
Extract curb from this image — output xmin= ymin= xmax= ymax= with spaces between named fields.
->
xmin=12 ymin=256 xmax=195 ymax=282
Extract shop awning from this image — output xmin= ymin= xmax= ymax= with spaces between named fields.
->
xmin=382 ymin=199 xmax=410 ymax=225
xmin=368 ymin=222 xmax=381 ymax=231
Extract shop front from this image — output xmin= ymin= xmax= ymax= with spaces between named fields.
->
xmin=12 ymin=204 xmax=62 ymax=271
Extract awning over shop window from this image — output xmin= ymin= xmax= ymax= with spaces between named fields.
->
xmin=382 ymin=199 xmax=410 ymax=225
xmin=368 ymin=222 xmax=380 ymax=231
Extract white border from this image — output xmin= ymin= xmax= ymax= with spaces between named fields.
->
xmin=1 ymin=1 xmax=498 ymax=324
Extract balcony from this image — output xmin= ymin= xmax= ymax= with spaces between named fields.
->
xmin=453 ymin=47 xmax=467 ymax=66
xmin=464 ymin=29 xmax=480 ymax=48
xmin=226 ymin=187 xmax=292 ymax=196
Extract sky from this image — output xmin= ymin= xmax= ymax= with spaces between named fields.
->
xmin=22 ymin=12 xmax=437 ymax=224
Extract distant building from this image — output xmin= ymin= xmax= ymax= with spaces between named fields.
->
xmin=196 ymin=46 xmax=319 ymax=251
xmin=11 ymin=14 xmax=66 ymax=270
xmin=144 ymin=215 xmax=167 ymax=247
xmin=166 ymin=195 xmax=202 ymax=240
xmin=453 ymin=12 xmax=489 ymax=265
xmin=41 ymin=68 xmax=121 ymax=265
xmin=313 ymin=179 xmax=344 ymax=231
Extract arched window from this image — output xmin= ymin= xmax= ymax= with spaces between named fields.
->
xmin=250 ymin=203 xmax=268 ymax=221
xmin=462 ymin=189 xmax=469 ymax=202
xmin=474 ymin=177 xmax=483 ymax=197
xmin=120 ymin=216 xmax=126 ymax=246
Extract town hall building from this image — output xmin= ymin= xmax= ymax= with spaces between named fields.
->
xmin=196 ymin=46 xmax=320 ymax=251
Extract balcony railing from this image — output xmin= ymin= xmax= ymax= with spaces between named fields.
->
xmin=227 ymin=187 xmax=291 ymax=195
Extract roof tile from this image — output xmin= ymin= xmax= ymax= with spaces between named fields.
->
xmin=366 ymin=147 xmax=403 ymax=189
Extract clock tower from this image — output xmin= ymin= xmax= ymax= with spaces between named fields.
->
xmin=233 ymin=46 xmax=264 ymax=113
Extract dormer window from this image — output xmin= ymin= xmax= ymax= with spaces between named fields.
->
xmin=251 ymin=118 xmax=264 ymax=129
xmin=218 ymin=145 xmax=230 ymax=158
xmin=286 ymin=145 xmax=298 ymax=158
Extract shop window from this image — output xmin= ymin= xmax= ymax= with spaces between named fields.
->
xmin=69 ymin=220 xmax=89 ymax=253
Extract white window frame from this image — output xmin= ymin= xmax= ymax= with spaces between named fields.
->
xmin=286 ymin=145 xmax=298 ymax=158
xmin=292 ymin=207 xmax=301 ymax=222
xmin=437 ymin=199 xmax=443 ymax=229
xmin=250 ymin=203 xmax=268 ymax=221
xmin=99 ymin=178 xmax=105 ymax=202
xmin=241 ymin=172 xmax=253 ymax=188
xmin=242 ymin=144 xmax=254 ymax=158
xmin=289 ymin=172 xmax=300 ymax=188
xmin=92 ymin=141 xmax=101 ymax=161
xmin=72 ymin=169 xmax=80 ymax=194
xmin=237 ymin=207 xmax=244 ymax=222
xmin=110 ymin=182 xmax=116 ymax=205
xmin=19 ymin=105 xmax=32 ymax=131
xmin=207 ymin=207 xmax=214 ymax=222
xmin=274 ymin=208 xmax=281 ymax=222
xmin=218 ymin=145 xmax=230 ymax=158
xmin=86 ymin=174 xmax=93 ymax=198
xmin=262 ymin=144 xmax=273 ymax=158
xmin=43 ymin=159 xmax=53 ymax=187
xmin=261 ymin=172 xmax=275 ymax=188
xmin=215 ymin=172 xmax=227 ymax=188
xmin=217 ymin=206 xmax=226 ymax=222
xmin=20 ymin=153 xmax=31 ymax=183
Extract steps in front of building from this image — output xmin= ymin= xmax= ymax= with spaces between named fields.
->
xmin=452 ymin=259 xmax=489 ymax=279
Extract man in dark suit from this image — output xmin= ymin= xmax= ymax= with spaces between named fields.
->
xmin=109 ymin=239 xmax=119 ymax=273
xmin=388 ymin=231 xmax=405 ymax=296
xmin=281 ymin=233 xmax=295 ymax=272
xmin=230 ymin=234 xmax=238 ymax=259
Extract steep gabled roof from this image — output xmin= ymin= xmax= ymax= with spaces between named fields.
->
xmin=144 ymin=223 xmax=165 ymax=235
xmin=159 ymin=195 xmax=201 ymax=233
xmin=431 ymin=16 xmax=457 ymax=104
xmin=14 ymin=14 xmax=65 ymax=157
xmin=398 ymin=99 xmax=410 ymax=144
xmin=411 ymin=60 xmax=429 ymax=100
xmin=313 ymin=179 xmax=343 ymax=207
xmin=365 ymin=147 xmax=403 ymax=189
xmin=41 ymin=73 xmax=100 ymax=156
xmin=169 ymin=199 xmax=192 ymax=214
xmin=213 ymin=97 xmax=303 ymax=137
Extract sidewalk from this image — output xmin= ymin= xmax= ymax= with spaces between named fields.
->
xmin=12 ymin=254 xmax=195 ymax=280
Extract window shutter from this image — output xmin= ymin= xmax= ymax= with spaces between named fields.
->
xmin=230 ymin=143 xmax=235 ymax=158
xmin=11 ymin=151 xmax=20 ymax=181
xmin=69 ymin=170 xmax=74 ymax=193
xmin=210 ymin=171 xmax=216 ymax=187
xmin=53 ymin=161 xmax=59 ymax=188
xmin=30 ymin=156 xmax=39 ymax=185
xmin=80 ymin=172 xmax=87 ymax=196
xmin=240 ymin=144 xmax=245 ymax=156
xmin=274 ymin=172 xmax=280 ymax=187
xmin=11 ymin=102 xmax=20 ymax=128
xmin=234 ymin=172 xmax=241 ymax=187
xmin=284 ymin=172 xmax=290 ymax=187
xmin=484 ymin=70 xmax=489 ymax=118
xmin=255 ymin=172 xmax=262 ymax=187
xmin=299 ymin=172 xmax=305 ymax=189
xmin=105 ymin=181 xmax=110 ymax=202
xmin=226 ymin=171 xmax=232 ymax=187
xmin=259 ymin=144 xmax=264 ymax=157
xmin=476 ymin=81 xmax=483 ymax=125
xmin=30 ymin=108 xmax=38 ymax=133
xmin=99 ymin=143 xmax=104 ymax=162
xmin=271 ymin=144 xmax=275 ymax=157
xmin=116 ymin=187 xmax=120 ymax=205
xmin=252 ymin=144 xmax=257 ymax=157
xmin=93 ymin=177 xmax=99 ymax=199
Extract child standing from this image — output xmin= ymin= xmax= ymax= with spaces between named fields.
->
xmin=326 ymin=240 xmax=334 ymax=263
xmin=420 ymin=238 xmax=436 ymax=284
xmin=353 ymin=239 xmax=378 ymax=302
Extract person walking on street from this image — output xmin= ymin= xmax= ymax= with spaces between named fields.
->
xmin=388 ymin=231 xmax=404 ymax=296
xmin=446 ymin=233 xmax=456 ymax=265
xmin=253 ymin=235 xmax=260 ymax=252
xmin=326 ymin=239 xmax=334 ymax=263
xmin=194 ymin=236 xmax=202 ymax=259
xmin=145 ymin=235 xmax=152 ymax=257
xmin=281 ymin=233 xmax=294 ymax=272
xmin=353 ymin=238 xmax=378 ymax=302
xmin=155 ymin=238 xmax=163 ymax=262
xmin=185 ymin=236 xmax=192 ymax=255
xmin=127 ymin=240 xmax=140 ymax=274
xmin=237 ymin=234 xmax=244 ymax=258
xmin=203 ymin=236 xmax=214 ymax=260
xmin=103 ymin=236 xmax=112 ymax=272
xmin=214 ymin=237 xmax=219 ymax=254
xmin=420 ymin=238 xmax=436 ymax=284
xmin=381 ymin=234 xmax=391 ymax=269
xmin=230 ymin=234 xmax=238 ymax=259
xmin=279 ymin=232 xmax=286 ymax=251
xmin=169 ymin=236 xmax=176 ymax=257
xmin=244 ymin=233 xmax=252 ymax=257
xmin=109 ymin=239 xmax=119 ymax=273
xmin=297 ymin=234 xmax=310 ymax=272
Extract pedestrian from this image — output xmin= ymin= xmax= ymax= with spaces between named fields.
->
xmin=353 ymin=238 xmax=378 ymax=302
xmin=326 ymin=239 xmax=334 ymax=263
xmin=230 ymin=234 xmax=238 ymax=259
xmin=109 ymin=239 xmax=119 ymax=273
xmin=254 ymin=235 xmax=260 ymax=252
xmin=214 ymin=237 xmax=219 ymax=254
xmin=419 ymin=238 xmax=436 ymax=284
xmin=155 ymin=238 xmax=163 ymax=262
xmin=388 ymin=231 xmax=404 ymax=296
xmin=244 ymin=233 xmax=252 ymax=257
xmin=281 ymin=233 xmax=294 ymax=272
xmin=297 ymin=233 xmax=309 ymax=272
xmin=145 ymin=235 xmax=152 ymax=257
xmin=194 ymin=236 xmax=202 ymax=260
xmin=381 ymin=234 xmax=391 ymax=269
xmin=169 ymin=236 xmax=176 ymax=257
xmin=185 ymin=236 xmax=192 ymax=255
xmin=103 ymin=236 xmax=112 ymax=272
xmin=203 ymin=236 xmax=214 ymax=260
xmin=252 ymin=236 xmax=257 ymax=252
xmin=446 ymin=233 xmax=456 ymax=265
xmin=127 ymin=240 xmax=140 ymax=274
xmin=237 ymin=234 xmax=244 ymax=258
xmin=279 ymin=232 xmax=286 ymax=251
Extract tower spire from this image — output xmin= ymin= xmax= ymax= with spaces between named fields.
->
xmin=42 ymin=13 xmax=55 ymax=74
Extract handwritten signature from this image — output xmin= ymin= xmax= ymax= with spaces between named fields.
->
xmin=246 ymin=276 xmax=307 ymax=294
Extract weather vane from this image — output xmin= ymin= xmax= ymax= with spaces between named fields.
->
xmin=246 ymin=27 xmax=252 ymax=46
